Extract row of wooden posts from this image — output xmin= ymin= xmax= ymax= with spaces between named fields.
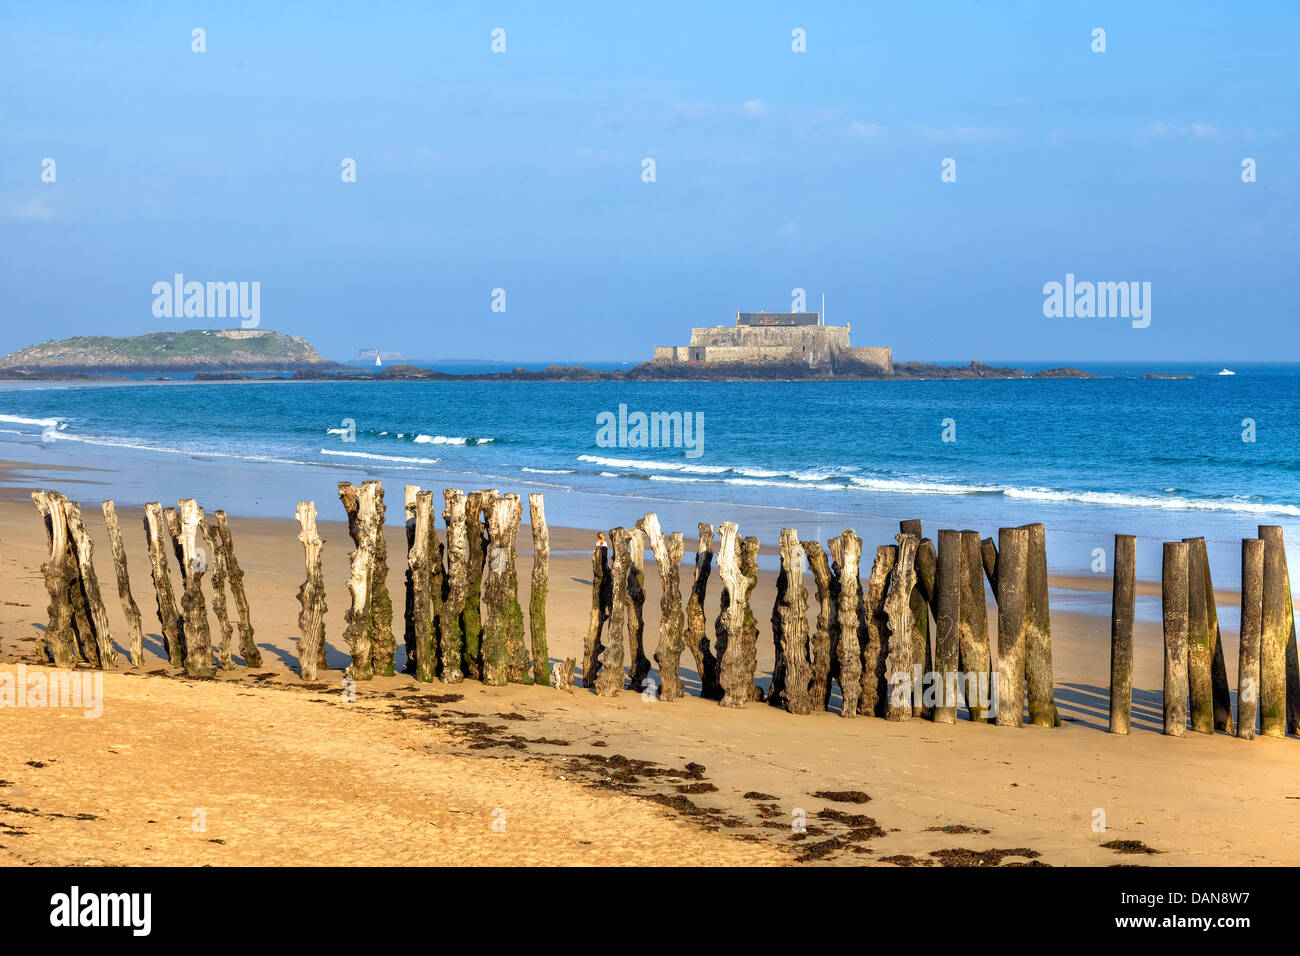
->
xmin=293 ymin=483 xmax=554 ymax=686
xmin=292 ymin=488 xmax=1063 ymax=726
xmin=575 ymin=518 xmax=1059 ymax=725
xmin=31 ymin=482 xmax=1057 ymax=725
xmin=1117 ymin=527 xmax=1299 ymax=739
xmin=30 ymin=482 xmax=1298 ymax=739
xmin=31 ymin=491 xmax=259 ymax=674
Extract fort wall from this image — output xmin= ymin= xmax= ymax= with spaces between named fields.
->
xmin=652 ymin=321 xmax=891 ymax=372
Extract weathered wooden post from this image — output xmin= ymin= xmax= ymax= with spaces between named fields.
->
xmin=496 ymin=494 xmax=530 ymax=684
xmin=439 ymin=490 xmax=468 ymax=683
xmin=339 ymin=482 xmax=380 ymax=680
xmin=1259 ymin=525 xmax=1290 ymax=738
xmin=143 ymin=501 xmax=185 ymax=667
xmin=639 ymin=513 xmax=685 ymax=700
xmin=32 ymin=493 xmax=82 ymax=665
xmin=409 ymin=491 xmax=438 ymax=683
xmin=200 ymin=520 xmax=235 ymax=670
xmin=883 ymin=536 xmax=917 ymax=720
xmin=553 ymin=657 xmax=576 ymax=692
xmin=1191 ymin=542 xmax=1235 ymax=734
xmin=1162 ymin=541 xmax=1190 ymax=737
xmin=403 ymin=485 xmax=419 ymax=674
xmin=368 ymin=483 xmax=396 ymax=677
xmin=101 ymin=500 xmax=144 ymax=665
xmin=481 ymin=494 xmax=523 ymax=686
xmin=832 ymin=531 xmax=863 ymax=717
xmin=854 ymin=544 xmax=877 ymax=717
xmin=595 ymin=527 xmax=630 ymax=697
xmin=913 ymin=535 xmax=938 ymax=719
xmin=801 ymin=540 xmax=836 ymax=711
xmin=899 ymin=520 xmax=932 ymax=716
xmin=32 ymin=491 xmax=77 ymax=668
xmin=294 ymin=501 xmax=327 ymax=680
xmin=459 ymin=489 xmax=495 ymax=680
xmin=980 ymin=537 xmax=998 ymax=594
xmin=1182 ymin=536 xmax=1214 ymax=734
xmin=176 ymin=499 xmax=215 ymax=677
xmin=1237 ymin=537 xmax=1264 ymax=740
xmin=685 ymin=524 xmax=721 ymax=699
xmin=741 ymin=535 xmax=763 ymax=702
xmin=861 ymin=545 xmax=896 ymax=717
xmin=715 ymin=522 xmax=754 ymax=708
xmin=1108 ymin=533 xmax=1136 ymax=734
xmin=1021 ymin=522 xmax=1057 ymax=727
xmin=59 ymin=500 xmax=95 ymax=667
xmin=64 ymin=502 xmax=117 ymax=669
xmin=214 ymin=511 xmax=259 ymax=668
xmin=958 ymin=530 xmax=992 ymax=721
xmin=582 ymin=540 xmax=610 ymax=688
xmin=995 ymin=527 xmax=1029 ymax=728
xmin=1260 ymin=526 xmax=1300 ymax=735
xmin=528 ymin=494 xmax=551 ymax=687
xmin=933 ymin=529 xmax=962 ymax=724
xmin=624 ymin=527 xmax=651 ymax=693
xmin=772 ymin=528 xmax=812 ymax=713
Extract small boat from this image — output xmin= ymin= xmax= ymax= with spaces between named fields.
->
xmin=375 ymin=354 xmax=382 ymax=367
xmin=1218 ymin=368 xmax=1235 ymax=376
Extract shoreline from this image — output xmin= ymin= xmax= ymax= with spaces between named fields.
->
xmin=0 ymin=432 xmax=1289 ymax=603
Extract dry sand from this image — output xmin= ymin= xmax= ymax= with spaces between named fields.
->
xmin=2 ymin=488 xmax=1299 ymax=867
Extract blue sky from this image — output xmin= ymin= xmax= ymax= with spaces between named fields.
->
xmin=2 ymin=1 xmax=1297 ymax=363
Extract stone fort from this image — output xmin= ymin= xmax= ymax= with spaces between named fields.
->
xmin=653 ymin=312 xmax=892 ymax=371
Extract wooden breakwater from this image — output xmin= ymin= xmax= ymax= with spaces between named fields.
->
xmin=23 ymin=485 xmax=1300 ymax=739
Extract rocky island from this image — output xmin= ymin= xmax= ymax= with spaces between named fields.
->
xmin=0 ymin=329 xmax=341 ymax=377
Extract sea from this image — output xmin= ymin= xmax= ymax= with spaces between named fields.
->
xmin=1 ymin=361 xmax=1296 ymax=617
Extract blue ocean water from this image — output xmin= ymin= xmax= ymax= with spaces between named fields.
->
xmin=1 ymin=362 xmax=1296 ymax=590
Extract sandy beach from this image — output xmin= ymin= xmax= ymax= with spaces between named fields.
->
xmin=3 ymin=466 xmax=1299 ymax=869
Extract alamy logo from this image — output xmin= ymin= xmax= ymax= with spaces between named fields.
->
xmin=0 ymin=665 xmax=102 ymax=718
xmin=152 ymin=274 xmax=260 ymax=328
xmin=1042 ymin=274 xmax=1150 ymax=328
xmin=595 ymin=404 xmax=704 ymax=459
xmin=50 ymin=886 xmax=151 ymax=936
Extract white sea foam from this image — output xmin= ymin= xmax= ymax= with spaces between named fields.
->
xmin=521 ymin=467 xmax=575 ymax=474
xmin=578 ymin=454 xmax=729 ymax=475
xmin=414 ymin=435 xmax=465 ymax=445
xmin=413 ymin=434 xmax=495 ymax=446
xmin=848 ymin=475 xmax=999 ymax=496
xmin=0 ymin=413 xmax=62 ymax=428
xmin=583 ymin=450 xmax=1298 ymax=518
xmin=320 ymin=449 xmax=443 ymax=465
xmin=1002 ymin=486 xmax=1300 ymax=517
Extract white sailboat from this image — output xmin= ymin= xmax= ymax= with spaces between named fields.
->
xmin=375 ymin=354 xmax=382 ymax=367
xmin=1218 ymin=368 xmax=1235 ymax=376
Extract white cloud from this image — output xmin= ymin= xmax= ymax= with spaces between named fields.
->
xmin=1141 ymin=121 xmax=1221 ymax=142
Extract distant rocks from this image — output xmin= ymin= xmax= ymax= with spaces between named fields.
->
xmin=0 ymin=329 xmax=341 ymax=374
xmin=289 ymin=358 xmax=1097 ymax=383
